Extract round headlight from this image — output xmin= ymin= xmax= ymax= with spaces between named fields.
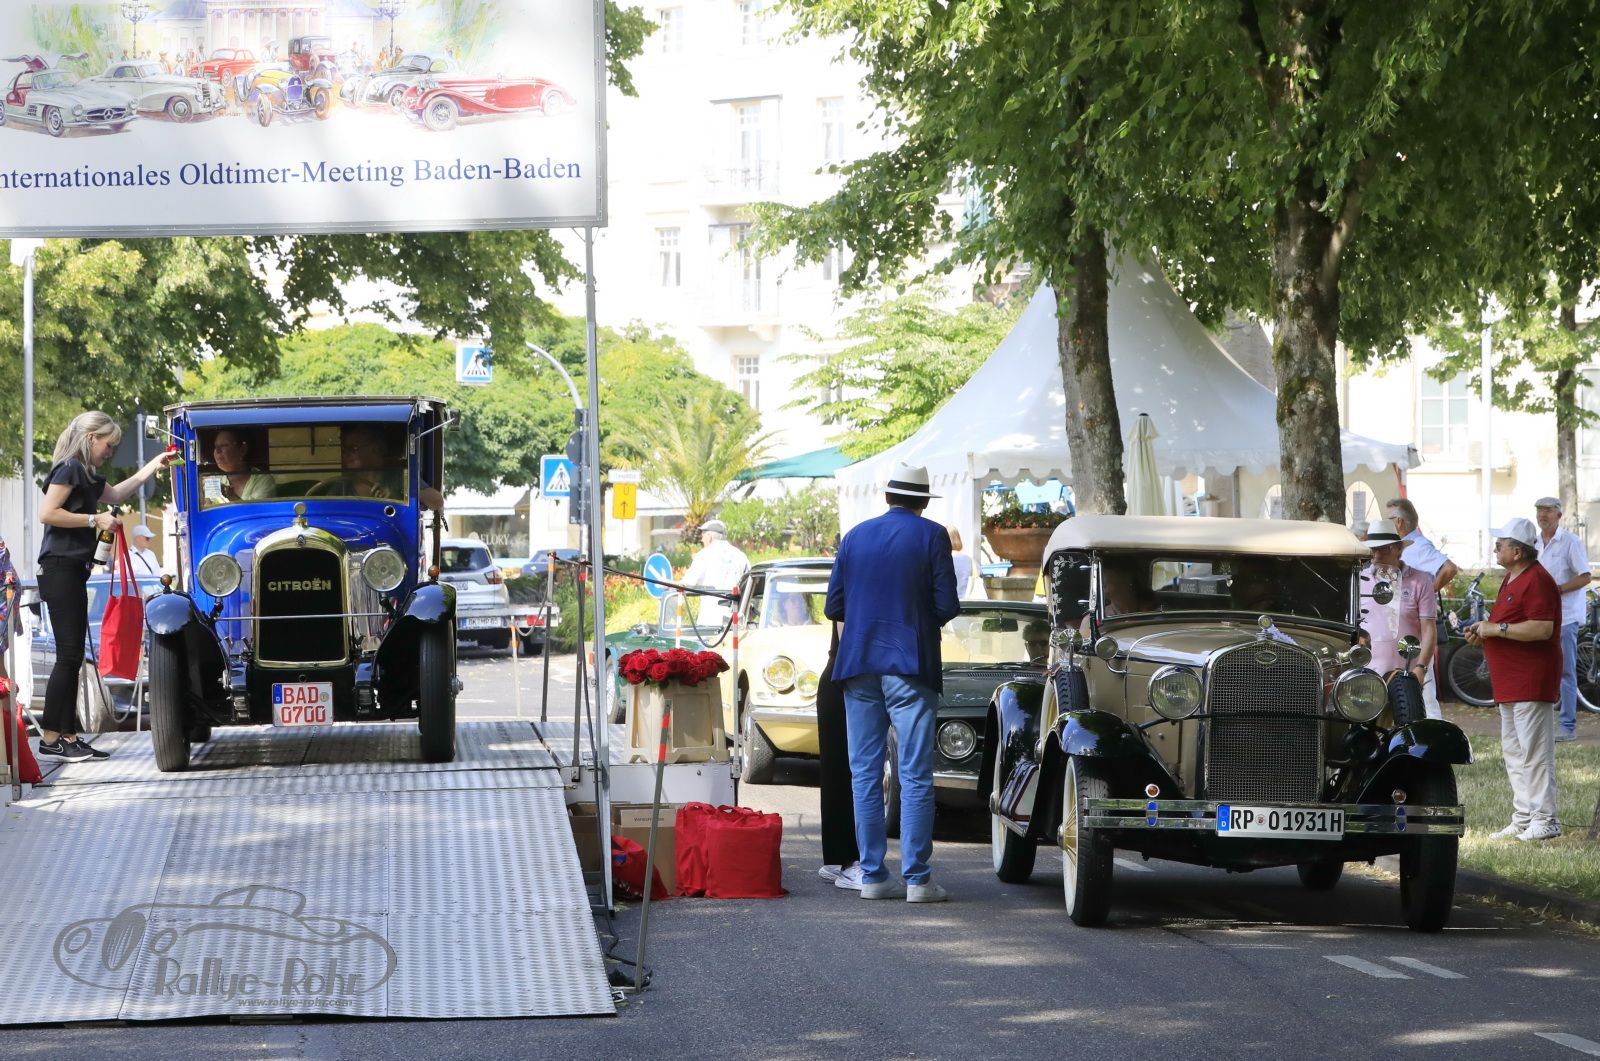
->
xmin=73 ymin=105 xmax=85 ymax=117
xmin=196 ymin=552 xmax=242 ymax=597
xmin=1148 ymin=665 xmax=1204 ymax=719
xmin=795 ymin=670 xmax=820 ymax=698
xmin=1334 ymin=669 xmax=1387 ymax=723
xmin=361 ymin=546 xmax=406 ymax=593
xmin=762 ymin=655 xmax=796 ymax=691
xmin=937 ymin=720 xmax=977 ymax=760
xmin=1345 ymin=645 xmax=1372 ymax=669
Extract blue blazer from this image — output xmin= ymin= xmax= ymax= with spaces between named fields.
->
xmin=825 ymin=507 xmax=960 ymax=690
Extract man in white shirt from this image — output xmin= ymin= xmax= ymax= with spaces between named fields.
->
xmin=682 ymin=519 xmax=750 ymax=626
xmin=1534 ymin=496 xmax=1592 ymax=741
xmin=129 ymin=524 xmax=162 ymax=582
xmin=1385 ymin=498 xmax=1459 ymax=719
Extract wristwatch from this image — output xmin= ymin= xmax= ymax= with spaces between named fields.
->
xmin=1498 ymin=621 xmax=1508 ymax=636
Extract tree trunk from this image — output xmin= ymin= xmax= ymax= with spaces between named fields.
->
xmin=1270 ymin=176 xmax=1347 ymax=524
xmin=1055 ymin=231 xmax=1126 ymax=515
xmin=1557 ymin=303 xmax=1579 ymax=523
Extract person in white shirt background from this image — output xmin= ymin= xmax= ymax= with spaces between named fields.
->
xmin=682 ymin=519 xmax=750 ymax=626
xmin=129 ymin=524 xmax=162 ymax=582
xmin=1385 ymin=497 xmax=1460 ymax=720
xmin=946 ymin=526 xmax=974 ymax=598
xmin=1533 ymin=496 xmax=1592 ymax=742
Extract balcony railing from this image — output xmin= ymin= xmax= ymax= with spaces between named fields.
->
xmin=700 ymin=161 xmax=780 ymax=203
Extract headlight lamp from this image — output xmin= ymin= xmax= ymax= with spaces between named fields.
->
xmin=361 ymin=546 xmax=406 ymax=593
xmin=1333 ymin=669 xmax=1387 ymax=723
xmin=762 ymin=655 xmax=796 ymax=692
xmin=196 ymin=552 xmax=242 ymax=597
xmin=936 ymin=720 xmax=977 ymax=760
xmin=1148 ymin=665 xmax=1204 ymax=719
xmin=795 ymin=670 xmax=820 ymax=698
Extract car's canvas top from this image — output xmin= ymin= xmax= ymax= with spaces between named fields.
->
xmin=1045 ymin=514 xmax=1368 ymax=560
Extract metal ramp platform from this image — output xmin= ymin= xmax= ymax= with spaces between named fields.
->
xmin=0 ymin=722 xmax=616 ymax=1023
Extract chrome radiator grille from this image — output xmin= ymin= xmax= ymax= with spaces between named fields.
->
xmin=1204 ymin=642 xmax=1323 ymax=802
xmin=255 ymin=547 xmax=346 ymax=665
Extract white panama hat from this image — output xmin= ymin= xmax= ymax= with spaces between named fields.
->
xmin=885 ymin=462 xmax=939 ymax=500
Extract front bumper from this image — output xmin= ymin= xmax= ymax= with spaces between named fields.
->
xmin=1083 ymin=798 xmax=1465 ymax=836
xmin=747 ymin=702 xmax=818 ymax=755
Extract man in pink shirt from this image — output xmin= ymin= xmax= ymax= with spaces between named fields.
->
xmin=1358 ymin=519 xmax=1438 ymax=700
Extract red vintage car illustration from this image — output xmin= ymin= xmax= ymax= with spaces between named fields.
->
xmin=400 ymin=73 xmax=574 ymax=131
xmin=191 ymin=47 xmax=258 ymax=96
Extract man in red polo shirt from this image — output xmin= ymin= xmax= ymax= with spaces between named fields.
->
xmin=1465 ymin=517 xmax=1563 ymax=841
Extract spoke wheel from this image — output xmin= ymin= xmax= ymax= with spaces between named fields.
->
xmin=1444 ymin=643 xmax=1495 ymax=707
xmin=167 ymin=96 xmax=192 ymax=121
xmin=423 ymin=97 xmax=459 ymax=131
xmin=990 ymin=754 xmax=1037 ymax=883
xmin=1061 ymin=755 xmax=1113 ymax=926
xmin=45 ymin=107 xmax=64 ymax=137
xmin=1577 ymin=639 xmax=1600 ymax=714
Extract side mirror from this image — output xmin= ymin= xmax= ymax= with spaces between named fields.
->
xmin=1369 ymin=581 xmax=1393 ymax=606
xmin=1092 ymin=635 xmax=1119 ymax=661
xmin=1397 ymin=634 xmax=1421 ymax=661
xmin=142 ymin=414 xmax=159 ymax=440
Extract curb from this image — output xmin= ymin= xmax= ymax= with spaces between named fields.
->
xmin=1453 ymin=867 xmax=1600 ymax=926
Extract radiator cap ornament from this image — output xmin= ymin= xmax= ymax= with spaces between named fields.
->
xmin=293 ymin=502 xmax=309 ymax=529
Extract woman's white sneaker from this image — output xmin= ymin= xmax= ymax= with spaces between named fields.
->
xmin=1517 ymin=822 xmax=1562 ymax=842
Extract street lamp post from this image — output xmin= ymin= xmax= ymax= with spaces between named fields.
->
xmin=374 ymin=0 xmax=406 ymax=58
xmin=121 ymin=0 xmax=151 ymax=58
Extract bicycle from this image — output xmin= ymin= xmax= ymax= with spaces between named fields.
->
xmin=1440 ymin=573 xmax=1495 ymax=707
xmin=1575 ymin=588 xmax=1600 ymax=714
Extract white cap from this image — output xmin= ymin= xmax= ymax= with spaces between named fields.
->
xmin=132 ymin=524 xmax=155 ymax=539
xmin=1490 ymin=516 xmax=1539 ymax=549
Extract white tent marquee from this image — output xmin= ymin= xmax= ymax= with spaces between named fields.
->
xmin=836 ymin=260 xmax=1417 ymax=550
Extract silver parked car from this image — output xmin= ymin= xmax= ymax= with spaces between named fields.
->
xmin=440 ymin=539 xmax=513 ymax=650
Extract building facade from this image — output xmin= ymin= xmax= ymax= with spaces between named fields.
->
xmin=149 ymin=0 xmax=382 ymax=59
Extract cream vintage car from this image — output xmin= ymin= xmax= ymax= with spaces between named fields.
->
xmin=729 ymin=559 xmax=832 ymax=783
xmin=984 ymin=515 xmax=1468 ymax=932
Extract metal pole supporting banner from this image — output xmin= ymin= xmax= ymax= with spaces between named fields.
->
xmin=21 ymin=245 xmax=37 ymax=582
xmin=583 ymin=228 xmax=613 ymax=911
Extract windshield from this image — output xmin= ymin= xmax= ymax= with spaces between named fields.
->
xmin=400 ymin=54 xmax=431 ymax=71
xmin=440 ymin=546 xmax=491 ymax=572
xmin=759 ymin=576 xmax=828 ymax=628
xmin=296 ymin=38 xmax=333 ymax=53
xmin=943 ymin=609 xmax=1049 ymax=666
xmin=197 ymin=422 xmax=411 ymax=507
xmin=211 ymin=49 xmax=239 ymax=60
xmin=1096 ymin=552 xmax=1354 ymax=622
xmin=34 ymin=71 xmax=78 ymax=89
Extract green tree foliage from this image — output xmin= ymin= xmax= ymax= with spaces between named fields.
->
xmin=184 ymin=319 xmax=741 ymax=494
xmin=638 ymin=392 xmax=772 ymax=542
xmin=0 ymin=237 xmax=285 ymax=475
xmin=719 ymin=484 xmax=839 ymax=552
xmin=785 ymin=281 xmax=1022 ymax=460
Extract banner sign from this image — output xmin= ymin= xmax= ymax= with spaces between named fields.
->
xmin=0 ymin=0 xmax=605 ymax=237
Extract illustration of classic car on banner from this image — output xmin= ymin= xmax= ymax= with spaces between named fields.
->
xmin=0 ymin=1 xmax=603 ymax=235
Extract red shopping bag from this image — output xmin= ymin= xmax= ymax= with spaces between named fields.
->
xmin=704 ymin=807 xmax=787 ymax=899
xmin=98 ymin=525 xmax=143 ymax=682
xmin=675 ymin=802 xmax=719 ymax=897
xmin=1 ymin=679 xmax=42 ymax=785
xmin=612 ymin=835 xmax=670 ymax=901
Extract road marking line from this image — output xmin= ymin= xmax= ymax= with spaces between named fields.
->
xmin=1114 ymin=857 xmax=1154 ymax=873
xmin=1537 ymin=1033 xmax=1600 ymax=1057
xmin=1324 ymin=955 xmax=1410 ymax=979
xmin=1386 ymin=956 xmax=1465 ymax=979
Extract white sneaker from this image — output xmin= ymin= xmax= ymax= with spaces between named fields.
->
xmin=1518 ymin=822 xmax=1562 ymax=842
xmin=1488 ymin=824 xmax=1523 ymax=840
xmin=818 ymin=864 xmax=844 ymax=882
xmin=906 ymin=881 xmax=949 ymax=903
xmin=832 ymin=864 xmax=865 ymax=891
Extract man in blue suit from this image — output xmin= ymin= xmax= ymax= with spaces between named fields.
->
xmin=825 ymin=462 xmax=960 ymax=902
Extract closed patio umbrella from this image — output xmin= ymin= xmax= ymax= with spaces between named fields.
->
xmin=1124 ymin=412 xmax=1166 ymax=516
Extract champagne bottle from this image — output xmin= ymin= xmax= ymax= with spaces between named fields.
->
xmin=92 ymin=508 xmax=119 ymax=568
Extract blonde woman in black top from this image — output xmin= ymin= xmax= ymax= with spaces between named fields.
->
xmin=36 ymin=411 xmax=175 ymax=762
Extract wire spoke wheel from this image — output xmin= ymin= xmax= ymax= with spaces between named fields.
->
xmin=1445 ymin=643 xmax=1495 ymax=707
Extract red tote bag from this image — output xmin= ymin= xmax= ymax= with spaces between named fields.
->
xmin=675 ymin=802 xmax=725 ymax=897
xmin=98 ymin=526 xmax=144 ymax=682
xmin=703 ymin=808 xmax=788 ymax=899
xmin=2 ymin=679 xmax=42 ymax=785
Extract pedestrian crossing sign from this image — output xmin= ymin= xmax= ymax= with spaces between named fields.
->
xmin=457 ymin=342 xmax=493 ymax=385
xmin=541 ymin=454 xmax=575 ymax=498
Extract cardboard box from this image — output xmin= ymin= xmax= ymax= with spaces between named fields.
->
xmin=613 ymin=802 xmax=682 ymax=895
xmin=569 ymin=803 xmax=602 ymax=875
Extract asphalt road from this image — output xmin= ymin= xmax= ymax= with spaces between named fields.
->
xmin=10 ymin=652 xmax=1600 ymax=1060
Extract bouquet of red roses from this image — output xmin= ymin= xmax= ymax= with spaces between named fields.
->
xmin=618 ymin=647 xmax=729 ymax=688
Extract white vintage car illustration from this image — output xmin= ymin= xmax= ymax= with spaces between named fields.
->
xmin=87 ymin=59 xmax=226 ymax=121
xmin=0 ymin=55 xmax=136 ymax=136
xmin=359 ymin=52 xmax=459 ymax=109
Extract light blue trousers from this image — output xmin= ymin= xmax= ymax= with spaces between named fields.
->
xmin=841 ymin=674 xmax=938 ymax=885
xmin=1559 ymin=622 xmax=1579 ymax=736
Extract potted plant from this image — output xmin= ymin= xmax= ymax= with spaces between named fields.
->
xmin=982 ymin=494 xmax=1068 ymax=578
xmin=617 ymin=648 xmax=730 ymax=763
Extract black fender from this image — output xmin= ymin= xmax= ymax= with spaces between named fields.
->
xmin=1055 ymin=709 xmax=1149 ymax=760
xmin=143 ymin=591 xmax=227 ymax=710
xmin=1348 ymin=719 xmax=1472 ymax=803
xmin=375 ymin=582 xmax=455 ymax=702
xmin=982 ymin=676 xmax=1046 ymax=797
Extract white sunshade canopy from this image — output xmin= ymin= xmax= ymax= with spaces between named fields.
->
xmin=835 ymin=259 xmax=1417 ymax=541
